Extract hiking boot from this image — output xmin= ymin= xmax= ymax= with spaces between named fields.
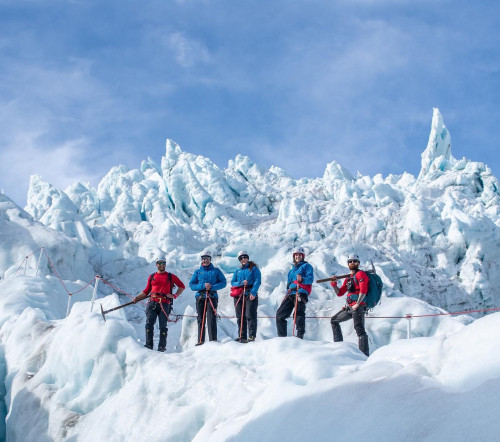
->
xmin=158 ymin=346 xmax=166 ymax=352
xmin=235 ymin=338 xmax=248 ymax=343
xmin=248 ymin=336 xmax=255 ymax=342
xmin=144 ymin=344 xmax=153 ymax=350
xmin=195 ymin=342 xmax=204 ymax=346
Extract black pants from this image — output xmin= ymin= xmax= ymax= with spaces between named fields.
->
xmin=145 ymin=301 xmax=172 ymax=350
xmin=276 ymin=293 xmax=307 ymax=338
xmin=234 ymin=295 xmax=259 ymax=339
xmin=330 ymin=305 xmax=369 ymax=356
xmin=196 ymin=296 xmax=218 ymax=343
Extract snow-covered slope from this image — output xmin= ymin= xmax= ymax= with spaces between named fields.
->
xmin=0 ymin=275 xmax=498 ymax=441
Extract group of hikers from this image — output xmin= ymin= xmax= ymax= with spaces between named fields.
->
xmin=132 ymin=247 xmax=371 ymax=356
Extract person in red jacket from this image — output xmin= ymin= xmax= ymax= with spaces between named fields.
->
xmin=133 ymin=258 xmax=185 ymax=352
xmin=330 ymin=254 xmax=370 ymax=356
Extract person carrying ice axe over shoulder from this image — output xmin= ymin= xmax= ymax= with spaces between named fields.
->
xmin=276 ymin=246 xmax=314 ymax=339
xmin=133 ymin=257 xmax=185 ymax=352
xmin=329 ymin=253 xmax=370 ymax=356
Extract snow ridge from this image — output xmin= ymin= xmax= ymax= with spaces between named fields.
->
xmin=18 ymin=108 xmax=500 ymax=313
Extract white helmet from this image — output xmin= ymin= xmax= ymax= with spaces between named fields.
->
xmin=292 ymin=246 xmax=305 ymax=256
xmin=237 ymin=250 xmax=249 ymax=260
xmin=155 ymin=257 xmax=167 ymax=264
xmin=201 ymin=249 xmax=212 ymax=259
xmin=347 ymin=253 xmax=360 ymax=263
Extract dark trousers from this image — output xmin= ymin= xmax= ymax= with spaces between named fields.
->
xmin=196 ymin=296 xmax=218 ymax=343
xmin=234 ymin=295 xmax=259 ymax=339
xmin=330 ymin=305 xmax=369 ymax=356
xmin=276 ymin=293 xmax=307 ymax=338
xmin=145 ymin=301 xmax=172 ymax=350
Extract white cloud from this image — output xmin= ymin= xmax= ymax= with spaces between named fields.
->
xmin=168 ymin=32 xmax=211 ymax=68
xmin=0 ymin=135 xmax=101 ymax=207
xmin=0 ymin=55 xmax=149 ymax=206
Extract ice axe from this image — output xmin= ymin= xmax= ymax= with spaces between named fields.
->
xmin=100 ymin=295 xmax=150 ymax=322
xmin=316 ymin=259 xmax=376 ymax=283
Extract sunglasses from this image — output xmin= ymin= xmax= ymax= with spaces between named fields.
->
xmin=347 ymin=260 xmax=359 ymax=264
xmin=238 ymin=255 xmax=249 ymax=261
xmin=201 ymin=257 xmax=211 ymax=261
xmin=156 ymin=262 xmax=166 ymax=265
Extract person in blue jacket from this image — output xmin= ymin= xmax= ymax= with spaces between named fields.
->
xmin=276 ymin=246 xmax=314 ymax=339
xmin=231 ymin=250 xmax=262 ymax=343
xmin=190 ymin=249 xmax=227 ymax=345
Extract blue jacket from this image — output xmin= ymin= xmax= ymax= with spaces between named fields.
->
xmin=287 ymin=261 xmax=314 ymax=296
xmin=190 ymin=264 xmax=227 ymax=298
xmin=231 ymin=263 xmax=262 ymax=297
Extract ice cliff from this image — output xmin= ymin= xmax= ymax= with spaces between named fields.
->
xmin=2 ymin=108 xmax=500 ymax=441
xmin=17 ymin=108 xmax=500 ymax=314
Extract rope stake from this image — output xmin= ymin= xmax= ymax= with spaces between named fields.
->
xmin=90 ymin=275 xmax=101 ymax=312
xmin=405 ymin=313 xmax=412 ymax=339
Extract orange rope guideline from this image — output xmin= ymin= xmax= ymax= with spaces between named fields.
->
xmin=9 ymin=248 xmax=500 ymax=322
xmin=172 ymin=306 xmax=500 ymax=321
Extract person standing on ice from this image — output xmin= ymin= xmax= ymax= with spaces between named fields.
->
xmin=230 ymin=250 xmax=262 ymax=343
xmin=133 ymin=257 xmax=185 ymax=352
xmin=276 ymin=247 xmax=314 ymax=339
xmin=329 ymin=254 xmax=370 ymax=356
xmin=190 ymin=250 xmax=227 ymax=346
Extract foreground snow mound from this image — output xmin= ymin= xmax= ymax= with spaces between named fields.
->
xmin=1 ymin=274 xmax=499 ymax=441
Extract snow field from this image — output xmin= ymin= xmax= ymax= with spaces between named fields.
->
xmin=0 ymin=272 xmax=496 ymax=441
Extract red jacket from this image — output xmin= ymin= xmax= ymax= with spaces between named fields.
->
xmin=144 ymin=272 xmax=185 ymax=303
xmin=331 ymin=270 xmax=369 ymax=306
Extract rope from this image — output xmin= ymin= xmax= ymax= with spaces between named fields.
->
xmin=100 ymin=278 xmax=147 ymax=305
xmin=9 ymin=247 xmax=43 ymax=277
xmin=42 ymin=248 xmax=71 ymax=295
xmin=292 ymin=288 xmax=299 ymax=336
xmin=239 ymin=288 xmax=246 ymax=340
xmin=71 ymin=277 xmax=97 ymax=295
xmin=8 ymin=247 xmax=500 ymax=324
xmin=170 ymin=305 xmax=500 ymax=321
xmin=100 ymin=279 xmax=135 ymax=299
xmin=10 ymin=257 xmax=28 ymax=277
xmin=198 ymin=292 xmax=209 ymax=344
xmin=368 ymin=306 xmax=500 ymax=319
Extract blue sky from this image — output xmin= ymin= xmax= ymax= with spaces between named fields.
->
xmin=1 ymin=0 xmax=499 ymax=206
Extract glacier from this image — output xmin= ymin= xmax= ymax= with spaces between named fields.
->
xmin=0 ymin=108 xmax=499 ymax=441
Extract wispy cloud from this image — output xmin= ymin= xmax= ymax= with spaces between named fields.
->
xmin=168 ymin=32 xmax=212 ymax=68
xmin=1 ymin=0 xmax=499 ymax=203
xmin=0 ymin=135 xmax=101 ymax=206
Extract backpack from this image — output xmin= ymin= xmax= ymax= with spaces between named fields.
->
xmin=354 ymin=271 xmax=383 ymax=309
xmin=149 ymin=272 xmax=173 ymax=285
